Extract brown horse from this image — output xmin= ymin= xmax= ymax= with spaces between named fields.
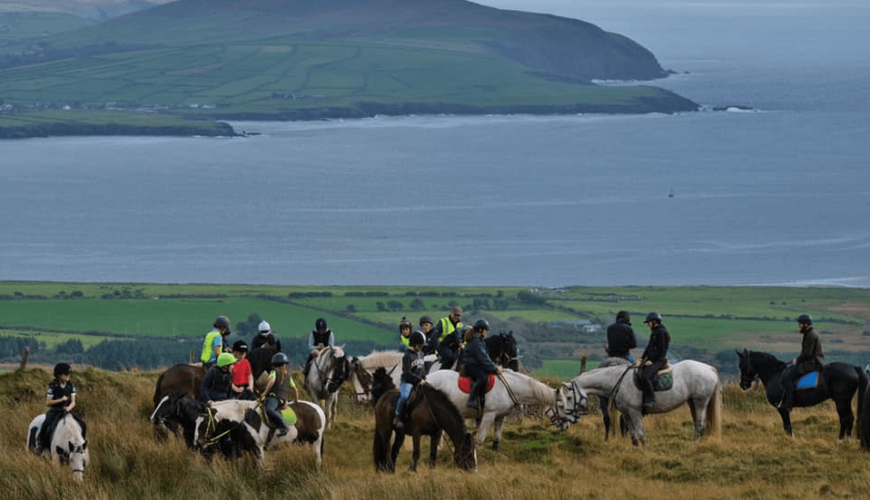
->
xmin=152 ymin=364 xmax=207 ymax=439
xmin=373 ymin=382 xmax=477 ymax=472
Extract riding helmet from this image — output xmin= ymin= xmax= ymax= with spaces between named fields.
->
xmin=616 ymin=310 xmax=631 ymax=325
xmin=797 ymin=314 xmax=813 ymax=325
xmin=473 ymin=319 xmax=490 ymax=332
xmin=315 ymin=318 xmax=328 ymax=332
xmin=399 ymin=317 xmax=413 ymax=332
xmin=232 ymin=340 xmax=248 ymax=353
xmin=419 ymin=315 xmax=434 ymax=326
xmin=217 ymin=352 xmax=238 ymax=368
xmin=644 ymin=312 xmax=662 ymax=324
xmin=53 ymin=362 xmax=72 ymax=377
xmin=258 ymin=320 xmax=271 ymax=333
xmin=409 ymin=330 xmax=426 ymax=347
xmin=214 ymin=315 xmax=231 ymax=331
xmin=271 ymin=352 xmax=289 ymax=366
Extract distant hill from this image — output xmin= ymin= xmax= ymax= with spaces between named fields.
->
xmin=0 ymin=0 xmax=172 ymax=21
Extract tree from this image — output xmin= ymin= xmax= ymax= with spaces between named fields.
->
xmin=236 ymin=314 xmax=262 ymax=338
xmin=387 ymin=300 xmax=404 ymax=312
xmin=346 ymin=304 xmax=356 ymax=313
xmin=409 ymin=298 xmax=425 ymax=311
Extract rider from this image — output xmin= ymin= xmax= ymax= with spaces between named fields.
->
xmin=606 ymin=310 xmax=637 ymax=362
xmin=251 ymin=320 xmax=282 ymax=352
xmin=262 ymin=352 xmax=299 ymax=437
xmin=230 ymin=340 xmax=256 ymax=400
xmin=394 ymin=331 xmax=428 ymax=429
xmin=463 ymin=319 xmax=502 ymax=410
xmin=638 ymin=312 xmax=670 ymax=415
xmin=429 ymin=307 xmax=463 ymax=369
xmin=200 ymin=352 xmax=237 ymax=403
xmin=303 ymin=318 xmax=334 ymax=379
xmin=779 ymin=314 xmax=824 ymax=410
xmin=398 ymin=317 xmax=413 ymax=351
xmin=37 ymin=362 xmax=84 ymax=453
xmin=419 ymin=315 xmax=436 ymax=354
xmin=200 ymin=315 xmax=232 ymax=368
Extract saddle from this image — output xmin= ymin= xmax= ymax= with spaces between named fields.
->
xmin=633 ymin=363 xmax=674 ymax=392
xmin=458 ymin=375 xmax=496 ymax=395
xmin=796 ymin=371 xmax=820 ymax=390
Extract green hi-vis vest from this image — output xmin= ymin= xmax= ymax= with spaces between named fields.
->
xmin=437 ymin=318 xmax=463 ymax=344
xmin=400 ymin=334 xmax=411 ymax=348
xmin=200 ymin=329 xmax=222 ymax=363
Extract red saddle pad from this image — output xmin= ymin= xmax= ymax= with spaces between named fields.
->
xmin=458 ymin=375 xmax=496 ymax=394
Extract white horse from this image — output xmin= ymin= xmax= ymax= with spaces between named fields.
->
xmin=559 ymin=360 xmax=722 ymax=446
xmin=425 ymin=369 xmax=567 ymax=450
xmin=304 ymin=345 xmax=351 ymax=428
xmin=350 ymin=350 xmax=403 ymax=404
xmin=27 ymin=413 xmax=89 ymax=481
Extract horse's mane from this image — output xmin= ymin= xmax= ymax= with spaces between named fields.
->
xmin=419 ymin=385 xmax=465 ymax=427
xmin=750 ymin=350 xmax=788 ymax=369
xmin=359 ymin=350 xmax=403 ymax=369
xmin=58 ymin=414 xmax=85 ymax=441
xmin=503 ymin=370 xmax=555 ymax=405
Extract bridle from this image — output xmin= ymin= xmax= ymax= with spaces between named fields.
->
xmin=561 ymin=380 xmax=589 ymax=421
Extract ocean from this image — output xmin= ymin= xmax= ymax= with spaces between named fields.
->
xmin=1 ymin=0 xmax=868 ymax=287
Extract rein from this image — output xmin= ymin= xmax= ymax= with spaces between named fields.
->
xmin=497 ymin=373 xmax=521 ymax=407
xmin=607 ymin=364 xmax=635 ymax=406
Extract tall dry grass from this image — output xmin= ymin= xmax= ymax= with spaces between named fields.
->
xmin=2 ymin=368 xmax=870 ymax=500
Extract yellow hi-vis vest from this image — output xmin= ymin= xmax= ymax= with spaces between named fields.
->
xmin=200 ymin=329 xmax=222 ymax=363
xmin=437 ymin=318 xmax=462 ymax=344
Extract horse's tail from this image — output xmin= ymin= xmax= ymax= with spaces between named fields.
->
xmin=153 ymin=372 xmax=166 ymax=406
xmin=373 ymin=426 xmax=390 ymax=471
xmin=854 ymin=365 xmax=868 ymax=447
xmin=705 ymin=379 xmax=723 ymax=440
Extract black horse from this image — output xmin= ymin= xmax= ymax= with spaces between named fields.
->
xmin=737 ymin=349 xmax=867 ymax=439
xmin=485 ymin=331 xmax=519 ymax=371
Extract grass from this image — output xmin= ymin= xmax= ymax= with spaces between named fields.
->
xmin=3 ymin=366 xmax=870 ymax=500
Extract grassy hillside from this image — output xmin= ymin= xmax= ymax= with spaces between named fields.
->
xmin=0 ymin=11 xmax=95 ymax=41
xmin=2 ymin=366 xmax=870 ymax=500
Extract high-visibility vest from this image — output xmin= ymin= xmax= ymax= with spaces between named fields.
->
xmin=200 ymin=329 xmax=222 ymax=363
xmin=437 ymin=318 xmax=462 ymax=344
xmin=400 ymin=334 xmax=411 ymax=348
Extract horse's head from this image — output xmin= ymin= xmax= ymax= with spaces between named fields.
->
xmin=350 ymin=357 xmax=373 ymax=405
xmin=66 ymin=438 xmax=88 ymax=481
xmin=326 ymin=347 xmax=350 ymax=394
xmin=501 ymin=332 xmax=519 ymax=371
xmin=557 ymin=381 xmax=589 ymax=425
xmin=454 ymin=432 xmax=478 ymax=472
xmin=371 ymin=366 xmax=396 ymax=404
xmin=736 ymin=349 xmax=757 ymax=390
xmin=545 ymin=384 xmax=574 ymax=430
xmin=55 ymin=415 xmax=88 ymax=481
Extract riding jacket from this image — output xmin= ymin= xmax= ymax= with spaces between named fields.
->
xmin=606 ymin=319 xmax=637 ymax=358
xmin=640 ymin=324 xmax=670 ymax=364
xmin=267 ymin=369 xmax=296 ymax=405
xmin=795 ymin=327 xmax=824 ymax=373
xmin=429 ymin=317 xmax=463 ymax=354
xmin=252 ymin=332 xmax=281 ymax=352
xmin=308 ymin=329 xmax=334 ymax=350
xmin=200 ymin=366 xmax=233 ymax=402
xmin=47 ymin=379 xmax=76 ymax=410
xmin=463 ymin=336 xmax=499 ymax=376
xmin=401 ymin=349 xmax=427 ymax=386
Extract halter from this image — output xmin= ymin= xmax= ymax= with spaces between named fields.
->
xmin=200 ymin=400 xmax=264 ymax=448
xmin=563 ymin=380 xmax=589 ymax=420
xmin=313 ymin=347 xmax=342 ymax=393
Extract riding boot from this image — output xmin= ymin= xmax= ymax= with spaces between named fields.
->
xmin=641 ymin=380 xmax=654 ymax=416
xmin=394 ymin=398 xmax=407 ymax=429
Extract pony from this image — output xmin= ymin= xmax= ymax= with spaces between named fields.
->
xmin=559 ymin=360 xmax=722 ymax=446
xmin=737 ymin=349 xmax=867 ymax=439
xmin=193 ymin=398 xmax=326 ymax=466
xmin=373 ymin=383 xmax=477 ymax=472
xmin=150 ymin=390 xmax=207 ymax=448
xmin=350 ymin=350 xmax=403 ymax=405
xmin=485 ymin=331 xmax=519 ymax=371
xmin=27 ymin=413 xmax=89 ymax=481
xmin=247 ymin=345 xmax=279 ymax=388
xmin=304 ymin=345 xmax=351 ymax=428
xmin=152 ymin=363 xmax=207 ymax=439
xmin=425 ymin=369 xmax=567 ymax=450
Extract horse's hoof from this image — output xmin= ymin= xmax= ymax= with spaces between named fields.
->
xmin=492 ymin=441 xmax=500 ymax=451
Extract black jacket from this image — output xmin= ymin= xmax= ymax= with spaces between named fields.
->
xmin=463 ymin=336 xmax=499 ymax=374
xmin=795 ymin=327 xmax=824 ymax=372
xmin=200 ymin=366 xmax=233 ymax=403
xmin=606 ymin=320 xmax=637 ymax=358
xmin=401 ymin=349 xmax=427 ymax=385
xmin=641 ymin=324 xmax=670 ymax=363
xmin=252 ymin=333 xmax=281 ymax=352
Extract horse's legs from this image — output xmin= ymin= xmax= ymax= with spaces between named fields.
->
xmin=429 ymin=431 xmax=442 ymax=468
xmin=492 ymin=414 xmax=507 ymax=451
xmin=623 ymin=411 xmax=646 ymax=446
xmin=600 ymin=397 xmax=612 ymax=440
xmin=391 ymin=431 xmax=405 ymax=471
xmin=834 ymin=397 xmax=855 ymax=440
xmin=687 ymin=399 xmax=707 ymax=441
xmin=777 ymin=408 xmax=794 ymax=437
xmin=475 ymin=411 xmax=497 ymax=445
xmin=410 ymin=432 xmax=421 ymax=472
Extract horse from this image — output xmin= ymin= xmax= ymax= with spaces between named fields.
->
xmin=596 ymin=357 xmax=632 ymax=440
xmin=425 ymin=369 xmax=567 ymax=450
xmin=350 ymin=350 xmax=403 ymax=405
xmin=27 ymin=413 xmax=89 ymax=481
xmin=150 ymin=390 xmax=207 ymax=448
xmin=737 ymin=349 xmax=867 ymax=439
xmin=248 ymin=345 xmax=279 ymax=388
xmin=485 ymin=331 xmax=519 ymax=371
xmin=152 ymin=363 xmax=207 ymax=439
xmin=304 ymin=345 xmax=351 ymax=428
xmin=193 ymin=399 xmax=275 ymax=466
xmin=559 ymin=360 xmax=722 ymax=446
xmin=373 ymin=383 xmax=477 ymax=472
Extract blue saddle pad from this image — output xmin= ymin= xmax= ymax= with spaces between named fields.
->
xmin=796 ymin=371 xmax=819 ymax=389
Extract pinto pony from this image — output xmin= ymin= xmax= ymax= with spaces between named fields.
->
xmin=304 ymin=346 xmax=351 ymax=428
xmin=27 ymin=413 xmax=89 ymax=481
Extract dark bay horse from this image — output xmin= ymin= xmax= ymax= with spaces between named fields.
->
xmin=737 ymin=349 xmax=867 ymax=439
xmin=152 ymin=364 xmax=207 ymax=439
xmin=373 ymin=378 xmax=477 ymax=472
xmin=486 ymin=331 xmax=519 ymax=371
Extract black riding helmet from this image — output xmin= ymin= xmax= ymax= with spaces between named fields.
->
xmin=272 ymin=352 xmax=289 ymax=366
xmin=644 ymin=312 xmax=662 ymax=324
xmin=214 ymin=315 xmax=231 ymax=331
xmin=797 ymin=314 xmax=813 ymax=325
xmin=399 ymin=317 xmax=413 ymax=332
xmin=232 ymin=340 xmax=248 ymax=353
xmin=419 ymin=315 xmax=434 ymax=326
xmin=53 ymin=362 xmax=72 ymax=377
xmin=315 ymin=317 xmax=328 ymax=332
xmin=473 ymin=319 xmax=490 ymax=332
xmin=409 ymin=330 xmax=426 ymax=347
